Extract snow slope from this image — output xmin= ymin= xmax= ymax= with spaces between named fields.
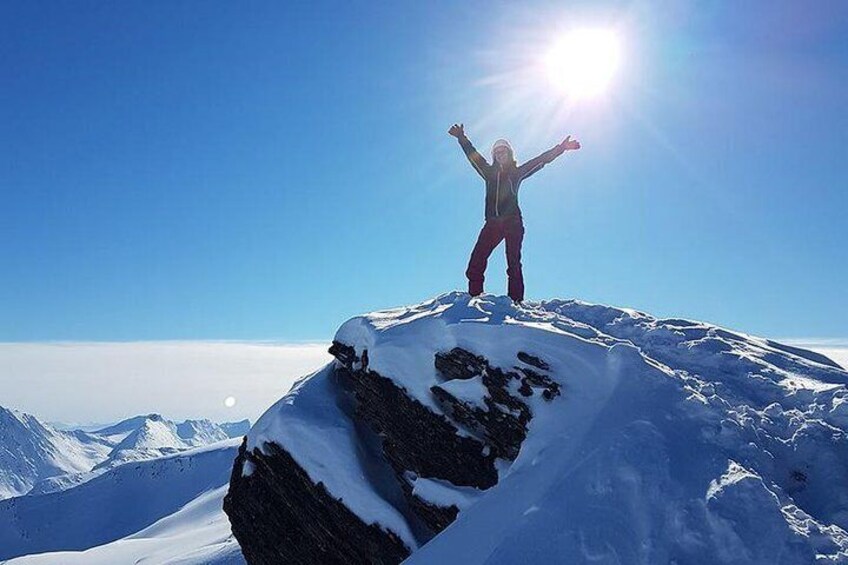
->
xmin=97 ymin=416 xmax=190 ymax=469
xmin=1 ymin=485 xmax=244 ymax=565
xmin=220 ymin=419 xmax=251 ymax=439
xmin=246 ymin=292 xmax=848 ymax=564
xmin=93 ymin=414 xmax=243 ymax=447
xmin=0 ymin=439 xmax=240 ymax=561
xmin=177 ymin=419 xmax=231 ymax=446
xmin=8 ymin=412 xmax=247 ymax=497
xmin=0 ymin=407 xmax=112 ymax=500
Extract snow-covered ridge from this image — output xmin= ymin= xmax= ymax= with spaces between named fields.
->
xmin=231 ymin=292 xmax=848 ymax=564
xmin=94 ymin=415 xmax=233 ymax=471
xmin=0 ymin=408 xmax=249 ymax=500
xmin=0 ymin=407 xmax=112 ymax=500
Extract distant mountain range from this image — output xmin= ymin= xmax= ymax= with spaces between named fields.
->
xmin=0 ymin=405 xmax=249 ymax=500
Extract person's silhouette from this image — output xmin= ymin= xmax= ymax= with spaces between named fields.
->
xmin=448 ymin=124 xmax=580 ymax=303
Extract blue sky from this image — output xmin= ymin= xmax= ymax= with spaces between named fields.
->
xmin=2 ymin=0 xmax=847 ymax=342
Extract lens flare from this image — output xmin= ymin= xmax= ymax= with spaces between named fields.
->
xmin=545 ymin=29 xmax=621 ymax=99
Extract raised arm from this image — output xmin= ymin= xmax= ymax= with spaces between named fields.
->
xmin=518 ymin=135 xmax=581 ymax=180
xmin=448 ymin=123 xmax=490 ymax=179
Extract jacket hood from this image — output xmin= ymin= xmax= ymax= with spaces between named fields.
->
xmin=492 ymin=139 xmax=517 ymax=169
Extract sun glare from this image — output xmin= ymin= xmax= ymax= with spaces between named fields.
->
xmin=545 ymin=29 xmax=621 ymax=99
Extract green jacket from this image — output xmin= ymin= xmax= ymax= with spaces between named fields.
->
xmin=457 ymin=135 xmax=564 ymax=219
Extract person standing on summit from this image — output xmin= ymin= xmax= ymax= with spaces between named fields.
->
xmin=449 ymin=123 xmax=581 ymax=304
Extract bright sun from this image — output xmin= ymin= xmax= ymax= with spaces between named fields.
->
xmin=545 ymin=29 xmax=621 ymax=99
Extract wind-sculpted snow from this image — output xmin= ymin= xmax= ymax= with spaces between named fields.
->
xmin=230 ymin=292 xmax=848 ymax=564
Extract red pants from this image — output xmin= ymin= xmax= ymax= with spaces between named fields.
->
xmin=466 ymin=214 xmax=525 ymax=302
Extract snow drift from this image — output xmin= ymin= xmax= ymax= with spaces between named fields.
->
xmin=224 ymin=292 xmax=848 ymax=564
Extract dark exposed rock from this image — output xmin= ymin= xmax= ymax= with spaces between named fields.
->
xmin=517 ymin=351 xmax=550 ymax=371
xmin=435 ymin=347 xmax=488 ymax=380
xmin=226 ymin=341 xmax=562 ymax=564
xmin=483 ymin=368 xmax=531 ymax=423
xmin=328 ymin=341 xmax=358 ymax=368
xmin=332 ymin=345 xmax=498 ymax=490
xmin=397 ymin=472 xmax=460 ymax=533
xmin=429 ymin=348 xmax=564 ymax=460
xmin=329 ymin=339 xmax=501 ymax=545
xmin=517 ymin=366 xmax=562 ymax=401
xmin=431 ymin=348 xmax=537 ymax=460
xmin=408 ymin=493 xmax=459 ymax=533
xmin=338 ymin=366 xmax=498 ymax=489
xmin=517 ymin=366 xmax=549 ymax=387
xmin=224 ymin=439 xmax=410 ymax=565
xmin=431 ymin=383 xmax=526 ymax=461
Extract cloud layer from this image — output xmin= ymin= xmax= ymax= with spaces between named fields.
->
xmin=785 ymin=340 xmax=848 ymax=370
xmin=0 ymin=341 xmax=331 ymax=425
xmin=1 ymin=340 xmax=844 ymax=426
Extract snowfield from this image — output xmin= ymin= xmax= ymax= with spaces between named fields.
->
xmin=0 ymin=439 xmax=241 ymax=562
xmin=246 ymin=292 xmax=848 ymax=564
xmin=1 ymin=485 xmax=244 ymax=565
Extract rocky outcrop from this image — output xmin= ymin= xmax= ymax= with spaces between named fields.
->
xmin=223 ymin=439 xmax=409 ymax=565
xmin=335 ymin=360 xmax=498 ymax=490
xmin=432 ymin=347 xmax=560 ymax=460
xmin=406 ymin=489 xmax=459 ymax=533
xmin=224 ymin=342 xmax=561 ymax=564
xmin=223 ymin=292 xmax=848 ymax=564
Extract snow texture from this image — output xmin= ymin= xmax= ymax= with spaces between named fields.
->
xmin=249 ymin=291 xmax=848 ymax=564
xmin=410 ymin=476 xmax=483 ymax=511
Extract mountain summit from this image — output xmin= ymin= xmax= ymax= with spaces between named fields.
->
xmin=224 ymin=292 xmax=848 ymax=564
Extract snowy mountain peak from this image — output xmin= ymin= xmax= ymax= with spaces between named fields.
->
xmin=0 ymin=406 xmax=113 ymax=500
xmin=225 ymin=292 xmax=848 ymax=565
xmin=2 ymin=408 xmax=250 ymax=500
xmin=177 ymin=419 xmax=230 ymax=446
xmin=112 ymin=418 xmax=183 ymax=452
xmin=95 ymin=416 xmax=239 ymax=471
xmin=220 ymin=419 xmax=251 ymax=439
xmin=0 ymin=406 xmax=47 ymax=433
xmin=93 ymin=413 xmax=165 ymax=438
